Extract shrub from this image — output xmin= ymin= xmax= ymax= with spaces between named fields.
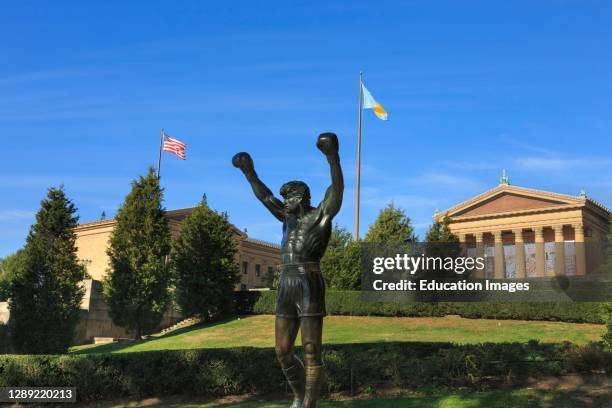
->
xmin=241 ymin=291 xmax=604 ymax=323
xmin=0 ymin=342 xmax=608 ymax=402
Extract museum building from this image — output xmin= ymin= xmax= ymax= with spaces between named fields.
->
xmin=70 ymin=207 xmax=281 ymax=342
xmin=74 ymin=207 xmax=281 ymax=290
xmin=436 ymin=176 xmax=610 ymax=279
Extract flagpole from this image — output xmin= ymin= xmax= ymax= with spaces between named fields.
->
xmin=355 ymin=72 xmax=364 ymax=240
xmin=157 ymin=128 xmax=164 ymax=179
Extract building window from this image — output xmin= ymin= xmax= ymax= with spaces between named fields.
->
xmin=242 ymin=261 xmax=249 ymax=275
xmin=240 ymin=284 xmax=247 ymax=291
xmin=268 ymin=266 xmax=274 ymax=276
xmin=255 ymin=264 xmax=261 ymax=277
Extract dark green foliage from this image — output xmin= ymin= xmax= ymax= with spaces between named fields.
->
xmin=603 ymin=217 xmax=612 ymax=347
xmin=599 ymin=302 xmax=611 ymax=349
xmin=8 ymin=187 xmax=86 ymax=354
xmin=0 ymin=323 xmax=8 ymax=353
xmin=321 ymin=225 xmax=362 ymax=290
xmin=0 ymin=250 xmax=25 ymax=301
xmin=263 ymin=266 xmax=278 ymax=289
xmin=365 ymin=202 xmax=416 ymax=243
xmin=425 ymin=215 xmax=459 ymax=245
xmin=424 ymin=215 xmax=462 ymax=279
xmin=247 ymin=291 xmax=604 ymax=323
xmin=333 ymin=241 xmax=362 ymax=290
xmin=103 ymin=168 xmax=171 ymax=338
xmin=0 ymin=342 xmax=608 ymax=402
xmin=170 ymin=198 xmax=239 ymax=319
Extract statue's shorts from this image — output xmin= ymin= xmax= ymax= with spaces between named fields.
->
xmin=276 ymin=262 xmax=326 ymax=319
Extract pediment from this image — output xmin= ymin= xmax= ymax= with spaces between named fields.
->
xmin=446 ymin=185 xmax=583 ymax=218
xmin=455 ymin=193 xmax=567 ymax=217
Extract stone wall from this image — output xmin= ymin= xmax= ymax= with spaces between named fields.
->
xmin=0 ymin=302 xmax=9 ymax=324
xmin=0 ymin=280 xmax=183 ymax=346
xmin=74 ymin=279 xmax=183 ymax=344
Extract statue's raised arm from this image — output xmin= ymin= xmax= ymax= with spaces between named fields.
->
xmin=316 ymin=133 xmax=344 ymax=217
xmin=232 ymin=152 xmax=284 ymax=221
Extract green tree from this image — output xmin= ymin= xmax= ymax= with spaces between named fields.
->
xmin=170 ymin=198 xmax=239 ymax=319
xmin=103 ymin=168 xmax=171 ymax=338
xmin=0 ymin=250 xmax=25 ymax=301
xmin=322 ymin=224 xmax=351 ymax=289
xmin=425 ymin=215 xmax=462 ymax=278
xmin=335 ymin=240 xmax=362 ymax=290
xmin=9 ymin=187 xmax=86 ymax=353
xmin=365 ymin=202 xmax=416 ymax=243
xmin=603 ymin=214 xmax=612 ymax=348
xmin=264 ymin=266 xmax=279 ymax=289
xmin=425 ymin=215 xmax=459 ymax=245
xmin=321 ymin=224 xmax=361 ymax=290
xmin=602 ymin=302 xmax=612 ymax=349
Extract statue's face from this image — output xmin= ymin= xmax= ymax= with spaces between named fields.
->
xmin=283 ymin=193 xmax=304 ymax=214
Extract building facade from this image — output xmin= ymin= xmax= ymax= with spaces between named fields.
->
xmin=436 ymin=180 xmax=610 ymax=279
xmin=74 ymin=207 xmax=281 ymax=289
xmin=69 ymin=207 xmax=280 ymax=343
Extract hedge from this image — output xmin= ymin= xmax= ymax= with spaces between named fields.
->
xmin=1 ymin=342 xmax=609 ymax=402
xmin=235 ymin=291 xmax=604 ymax=323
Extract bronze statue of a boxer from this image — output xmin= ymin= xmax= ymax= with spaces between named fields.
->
xmin=233 ymin=133 xmax=343 ymax=408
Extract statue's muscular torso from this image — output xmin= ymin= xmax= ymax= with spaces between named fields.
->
xmin=281 ymin=207 xmax=332 ymax=264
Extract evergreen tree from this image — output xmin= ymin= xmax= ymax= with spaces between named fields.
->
xmin=335 ymin=240 xmax=362 ymax=290
xmin=321 ymin=224 xmax=361 ymax=289
xmin=9 ymin=187 xmax=86 ymax=353
xmin=365 ymin=202 xmax=416 ymax=243
xmin=321 ymin=224 xmax=348 ymax=288
xmin=263 ymin=266 xmax=279 ymax=289
xmin=603 ymin=215 xmax=612 ymax=347
xmin=425 ymin=215 xmax=459 ymax=244
xmin=170 ymin=198 xmax=239 ymax=319
xmin=103 ymin=167 xmax=171 ymax=338
xmin=424 ymin=215 xmax=461 ymax=277
xmin=0 ymin=250 xmax=25 ymax=301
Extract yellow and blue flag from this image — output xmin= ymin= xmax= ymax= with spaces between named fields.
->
xmin=362 ymin=83 xmax=388 ymax=121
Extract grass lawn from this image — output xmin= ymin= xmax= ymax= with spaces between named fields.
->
xmin=71 ymin=315 xmax=605 ymax=354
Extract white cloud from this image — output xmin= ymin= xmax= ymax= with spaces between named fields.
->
xmin=514 ymin=156 xmax=612 ymax=171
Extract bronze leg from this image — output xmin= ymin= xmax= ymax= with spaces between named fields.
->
xmin=300 ymin=316 xmax=323 ymax=408
xmin=275 ymin=316 xmax=303 ymax=408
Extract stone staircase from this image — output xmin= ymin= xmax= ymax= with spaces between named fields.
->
xmin=159 ymin=316 xmax=203 ymax=335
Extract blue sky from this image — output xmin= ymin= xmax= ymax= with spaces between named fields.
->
xmin=2 ymin=1 xmax=612 ymax=256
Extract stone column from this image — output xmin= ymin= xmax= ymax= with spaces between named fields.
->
xmin=534 ymin=227 xmax=545 ymax=277
xmin=574 ymin=224 xmax=587 ymax=276
xmin=514 ymin=229 xmax=526 ymax=279
xmin=553 ymin=225 xmax=566 ymax=276
xmin=475 ymin=232 xmax=485 ymax=278
xmin=493 ymin=231 xmax=505 ymax=279
xmin=458 ymin=233 xmax=467 ymax=257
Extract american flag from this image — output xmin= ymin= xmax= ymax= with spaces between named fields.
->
xmin=162 ymin=133 xmax=187 ymax=160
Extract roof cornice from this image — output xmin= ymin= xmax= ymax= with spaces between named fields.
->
xmin=436 ymin=184 xmax=610 ymax=222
